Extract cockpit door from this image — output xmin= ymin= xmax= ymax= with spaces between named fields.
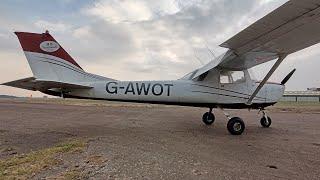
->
xmin=219 ymin=70 xmax=252 ymax=103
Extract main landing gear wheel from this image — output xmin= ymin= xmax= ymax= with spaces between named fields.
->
xmin=202 ymin=112 xmax=215 ymax=125
xmin=227 ymin=117 xmax=245 ymax=135
xmin=260 ymin=116 xmax=272 ymax=128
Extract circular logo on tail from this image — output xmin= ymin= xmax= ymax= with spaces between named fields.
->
xmin=40 ymin=41 xmax=60 ymax=53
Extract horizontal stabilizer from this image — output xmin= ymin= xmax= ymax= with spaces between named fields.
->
xmin=1 ymin=77 xmax=93 ymax=91
xmin=2 ymin=77 xmax=37 ymax=91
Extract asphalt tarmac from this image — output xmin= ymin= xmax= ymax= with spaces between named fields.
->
xmin=0 ymin=99 xmax=319 ymax=179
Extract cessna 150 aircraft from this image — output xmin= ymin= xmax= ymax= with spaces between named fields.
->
xmin=2 ymin=0 xmax=320 ymax=135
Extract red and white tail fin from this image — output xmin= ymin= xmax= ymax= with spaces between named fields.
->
xmin=15 ymin=31 xmax=102 ymax=83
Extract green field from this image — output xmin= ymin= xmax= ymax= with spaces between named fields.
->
xmin=270 ymin=101 xmax=320 ymax=112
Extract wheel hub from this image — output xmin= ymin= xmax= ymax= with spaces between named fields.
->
xmin=265 ymin=119 xmax=269 ymax=125
xmin=202 ymin=112 xmax=215 ymax=125
xmin=233 ymin=122 xmax=242 ymax=132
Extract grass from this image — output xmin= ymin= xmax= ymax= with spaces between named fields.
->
xmin=0 ymin=139 xmax=86 ymax=179
xmin=2 ymin=97 xmax=320 ymax=112
xmin=275 ymin=101 xmax=320 ymax=107
xmin=3 ymin=97 xmax=157 ymax=108
xmin=270 ymin=101 xmax=320 ymax=112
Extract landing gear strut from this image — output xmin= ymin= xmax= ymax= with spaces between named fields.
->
xmin=202 ymin=108 xmax=215 ymax=125
xmin=260 ymin=110 xmax=272 ymax=128
xmin=220 ymin=108 xmax=245 ymax=135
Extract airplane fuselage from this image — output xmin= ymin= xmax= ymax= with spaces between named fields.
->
xmin=64 ymin=79 xmax=284 ymax=109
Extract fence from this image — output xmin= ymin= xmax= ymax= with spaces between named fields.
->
xmin=281 ymin=91 xmax=320 ymax=102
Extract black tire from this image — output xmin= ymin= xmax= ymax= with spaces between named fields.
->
xmin=202 ymin=112 xmax=215 ymax=125
xmin=227 ymin=117 xmax=245 ymax=135
xmin=260 ymin=116 xmax=272 ymax=128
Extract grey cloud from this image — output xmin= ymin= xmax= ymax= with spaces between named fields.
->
xmin=0 ymin=33 xmax=21 ymax=52
xmin=58 ymin=21 xmax=139 ymax=66
xmin=117 ymin=0 xmax=263 ymax=76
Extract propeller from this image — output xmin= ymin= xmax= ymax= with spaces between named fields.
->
xmin=281 ymin=68 xmax=296 ymax=85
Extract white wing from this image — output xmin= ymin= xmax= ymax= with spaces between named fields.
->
xmin=193 ymin=0 xmax=320 ymax=78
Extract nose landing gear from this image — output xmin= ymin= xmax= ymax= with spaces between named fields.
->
xmin=259 ymin=110 xmax=272 ymax=128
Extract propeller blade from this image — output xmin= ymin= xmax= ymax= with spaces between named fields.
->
xmin=281 ymin=68 xmax=296 ymax=85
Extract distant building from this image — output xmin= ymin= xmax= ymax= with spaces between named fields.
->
xmin=281 ymin=91 xmax=320 ymax=102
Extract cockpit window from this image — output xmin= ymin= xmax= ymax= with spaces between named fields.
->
xmin=220 ymin=74 xmax=232 ymax=83
xmin=220 ymin=71 xmax=245 ymax=84
xmin=231 ymin=71 xmax=245 ymax=83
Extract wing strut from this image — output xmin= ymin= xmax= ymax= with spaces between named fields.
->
xmin=246 ymin=55 xmax=287 ymax=105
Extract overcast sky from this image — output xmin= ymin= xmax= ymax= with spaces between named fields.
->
xmin=1 ymin=0 xmax=319 ymax=97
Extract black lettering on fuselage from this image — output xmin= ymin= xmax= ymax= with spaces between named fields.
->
xmin=125 ymin=82 xmax=135 ymax=95
xmin=106 ymin=82 xmax=173 ymax=96
xmin=164 ymin=84 xmax=173 ymax=96
xmin=152 ymin=83 xmax=163 ymax=96
xmin=136 ymin=83 xmax=151 ymax=95
xmin=106 ymin=82 xmax=118 ymax=94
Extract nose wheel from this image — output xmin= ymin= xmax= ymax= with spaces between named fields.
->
xmin=261 ymin=116 xmax=272 ymax=127
xmin=202 ymin=108 xmax=215 ymax=125
xmin=259 ymin=110 xmax=272 ymax=128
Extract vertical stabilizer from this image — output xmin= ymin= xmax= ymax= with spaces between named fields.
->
xmin=15 ymin=31 xmax=100 ymax=83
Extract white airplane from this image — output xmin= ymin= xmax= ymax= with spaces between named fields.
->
xmin=2 ymin=0 xmax=320 ymax=135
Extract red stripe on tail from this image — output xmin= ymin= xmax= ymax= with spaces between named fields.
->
xmin=15 ymin=31 xmax=83 ymax=70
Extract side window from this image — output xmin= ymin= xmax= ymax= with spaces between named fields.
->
xmin=220 ymin=74 xmax=231 ymax=84
xmin=220 ymin=71 xmax=245 ymax=84
xmin=231 ymin=71 xmax=245 ymax=83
